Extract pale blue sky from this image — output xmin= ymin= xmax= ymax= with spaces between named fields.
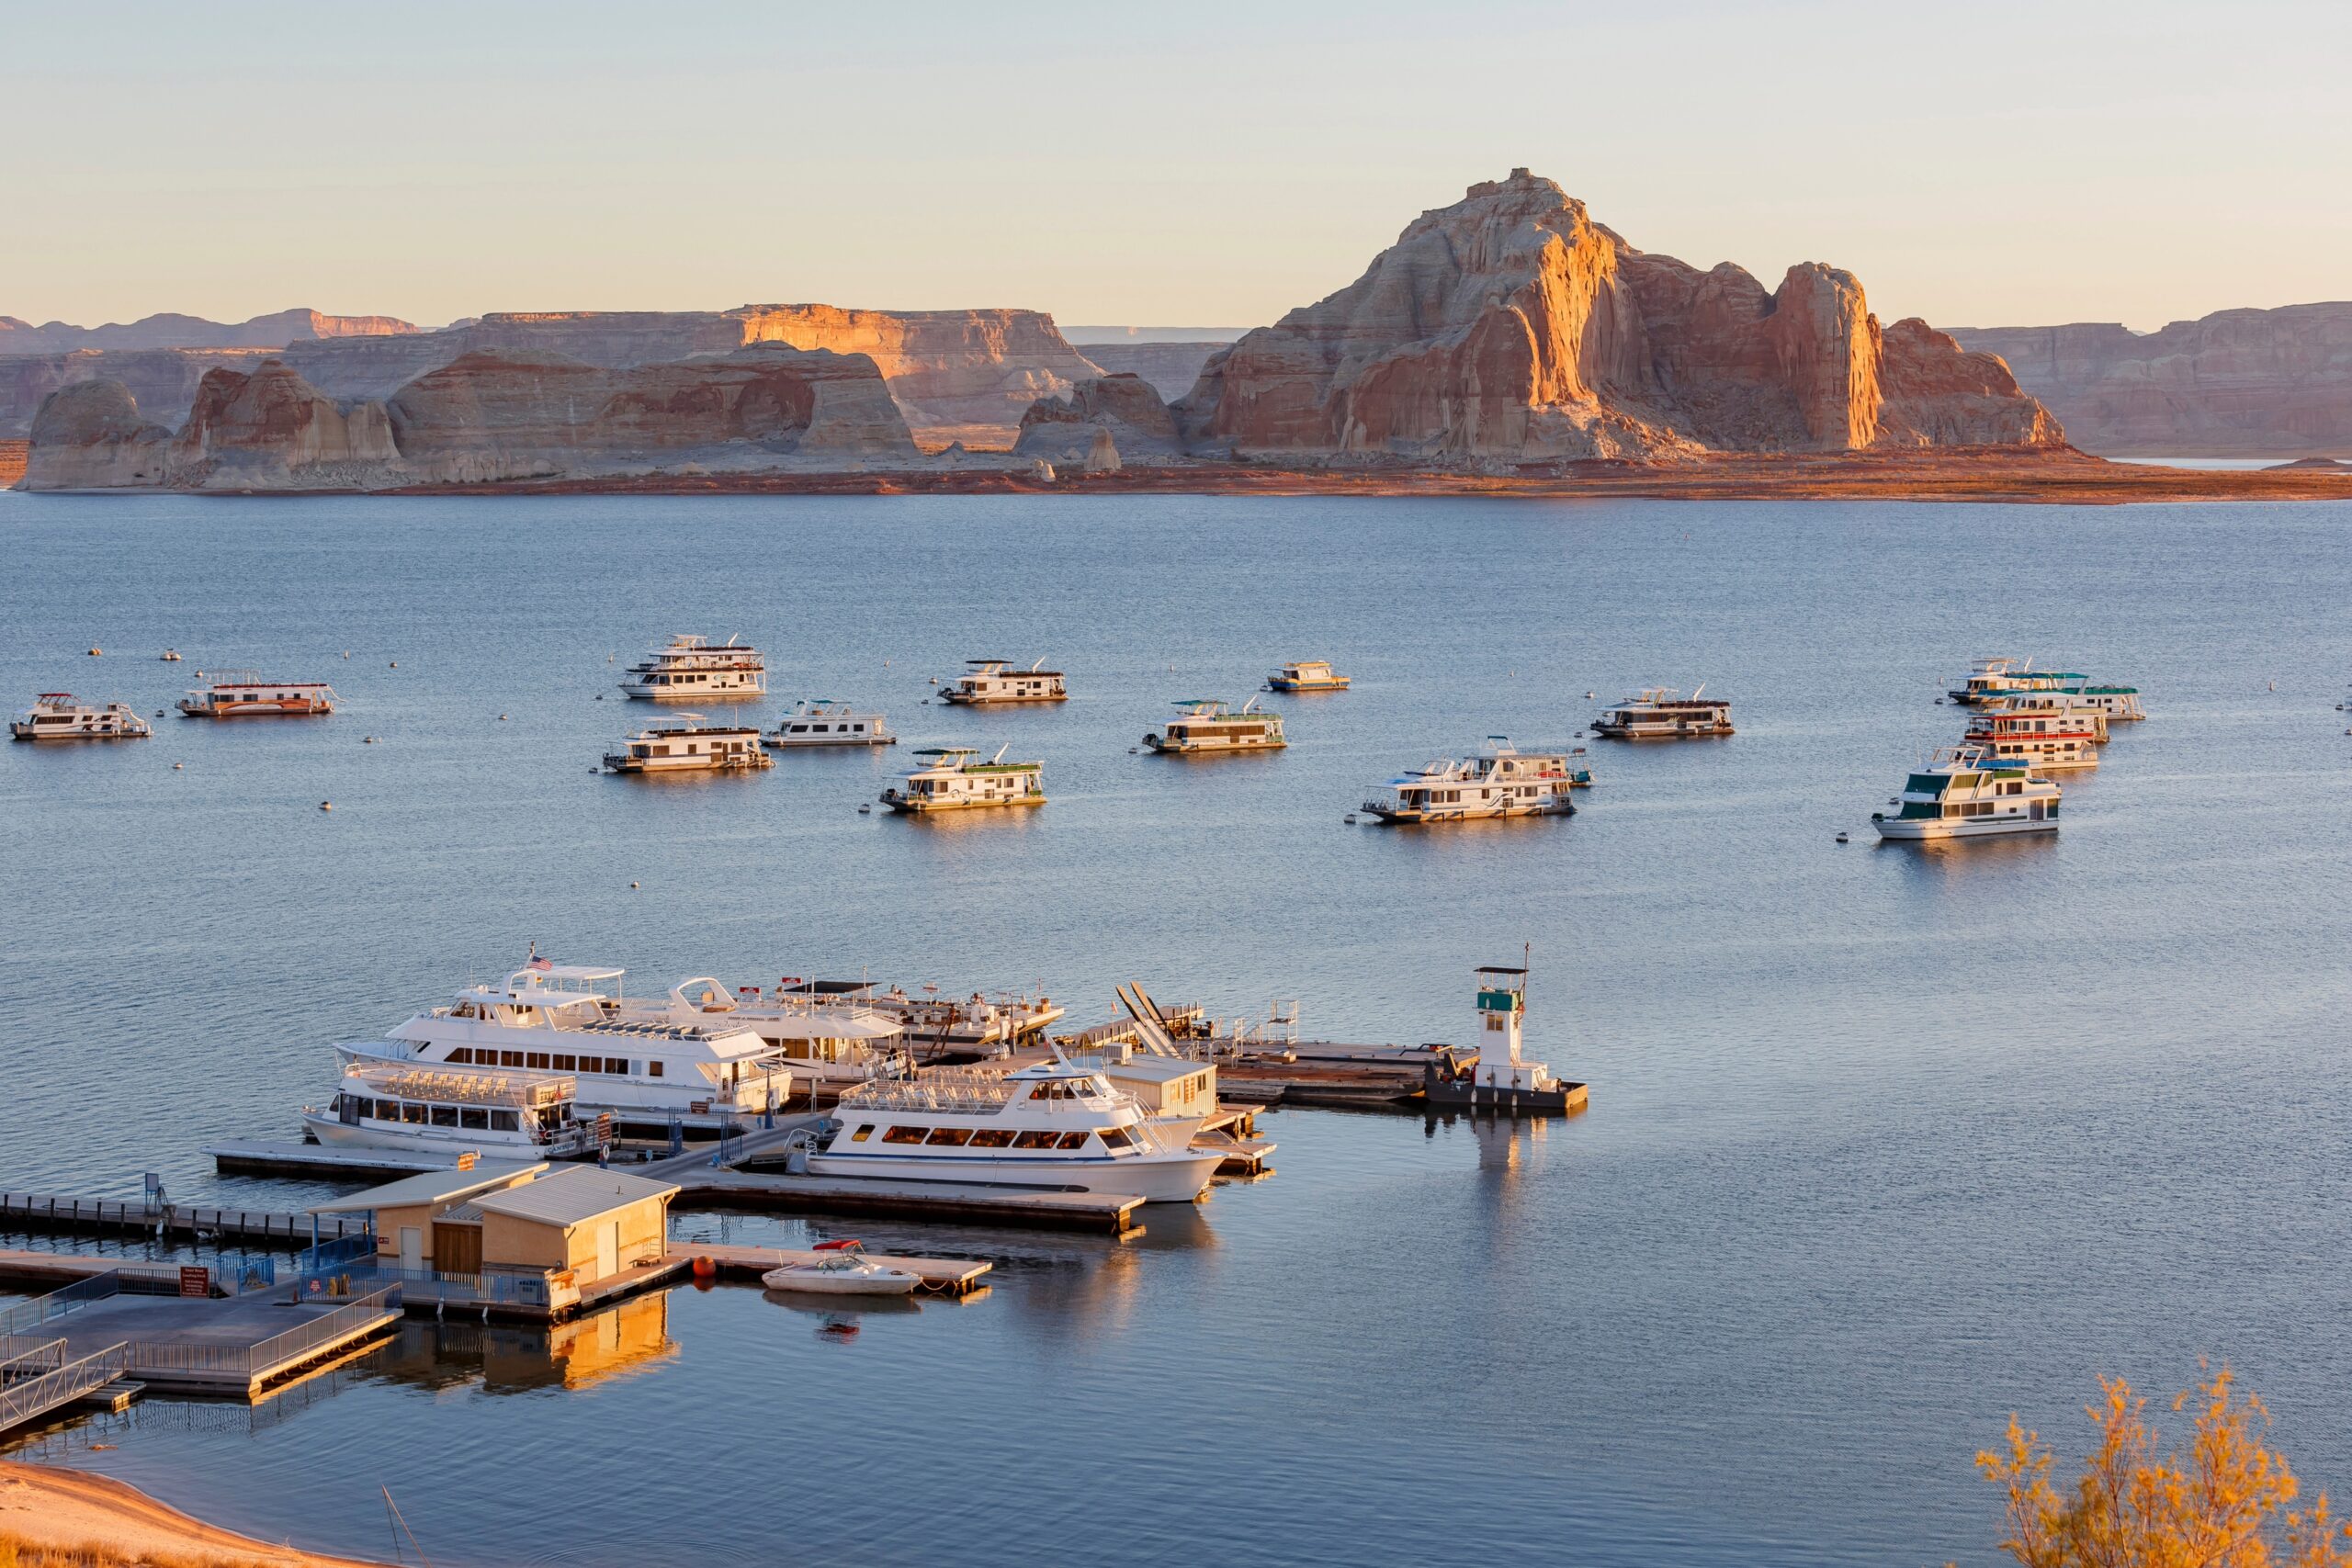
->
xmin=6 ymin=0 xmax=2347 ymax=333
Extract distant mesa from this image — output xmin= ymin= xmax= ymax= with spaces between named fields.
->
xmin=1946 ymin=304 xmax=2352 ymax=457
xmin=1078 ymin=340 xmax=1230 ymax=401
xmin=0 ymin=308 xmax=413 ymax=355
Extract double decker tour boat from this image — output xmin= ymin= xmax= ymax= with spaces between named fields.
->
xmin=177 ymin=671 xmax=335 ymax=717
xmin=1871 ymin=746 xmax=2061 ymax=841
xmin=808 ymin=1057 xmax=1226 ymax=1201
xmin=334 ymin=964 xmax=796 ymax=1134
xmin=763 ymin=699 xmax=894 ymax=748
xmin=304 ymin=1062 xmax=600 ymax=1157
xmin=11 ymin=694 xmax=151 ymax=740
xmin=1361 ymin=739 xmax=1589 ymax=825
xmin=604 ymin=716 xmax=772 ymax=773
xmin=1266 ymin=660 xmax=1350 ymax=693
xmin=618 ymin=634 xmax=766 ymax=701
xmin=939 ymin=659 xmax=1067 ymax=705
xmin=1144 ymin=698 xmax=1286 ymax=754
xmin=1593 ymin=686 xmax=1733 ymax=739
xmin=880 ymin=746 xmax=1045 ymax=813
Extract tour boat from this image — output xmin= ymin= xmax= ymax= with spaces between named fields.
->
xmin=763 ymin=699 xmax=894 ymax=748
xmin=702 ymin=984 xmax=911 ymax=1092
xmin=760 ymin=1240 xmax=921 ymax=1296
xmin=1871 ymin=746 xmax=2061 ymax=840
xmin=177 ymin=672 xmax=336 ymax=717
xmin=334 ymin=964 xmax=797 ymax=1134
xmin=604 ymin=717 xmax=773 ymax=773
xmin=303 ymin=1062 xmax=600 ymax=1157
xmin=1593 ymin=687 xmax=1733 ymax=739
xmin=618 ymin=634 xmax=766 ymax=701
xmin=880 ymin=747 xmax=1045 ymax=813
xmin=808 ymin=1057 xmax=1226 ymax=1201
xmin=1360 ymin=739 xmax=1589 ymax=825
xmin=778 ymin=981 xmax=1066 ymax=1058
xmin=1266 ymin=660 xmax=1350 ymax=693
xmin=11 ymin=694 xmax=151 ymax=741
xmin=938 ymin=659 xmax=1067 ymax=705
xmin=1144 ymin=697 xmax=1286 ymax=754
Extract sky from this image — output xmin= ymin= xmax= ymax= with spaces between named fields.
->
xmin=6 ymin=0 xmax=2349 ymax=335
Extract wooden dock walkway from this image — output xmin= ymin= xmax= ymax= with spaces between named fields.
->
xmin=673 ymin=1241 xmax=991 ymax=1294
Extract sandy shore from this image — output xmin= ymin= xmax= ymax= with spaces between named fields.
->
xmin=0 ymin=1462 xmax=388 ymax=1567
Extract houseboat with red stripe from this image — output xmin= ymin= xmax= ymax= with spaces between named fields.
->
xmin=177 ymin=671 xmax=336 ymax=717
xmin=1962 ymin=705 xmax=2101 ymax=771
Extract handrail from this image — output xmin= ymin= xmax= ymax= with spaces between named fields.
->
xmin=121 ymin=1287 xmax=401 ymax=1380
xmin=0 ymin=1343 xmax=130 ymax=1434
xmin=0 ymin=1271 xmax=121 ymax=1338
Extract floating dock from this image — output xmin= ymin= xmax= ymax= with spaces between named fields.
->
xmin=2 ymin=1190 xmax=371 ymax=1246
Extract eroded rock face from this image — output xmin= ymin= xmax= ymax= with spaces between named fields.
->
xmin=0 ymin=348 xmax=280 ymax=438
xmin=22 ymin=380 xmax=174 ymax=489
xmin=1012 ymin=373 xmax=1183 ymax=465
xmin=1946 ymin=305 xmax=2352 ymax=456
xmin=0 ymin=309 xmax=413 ymax=355
xmin=174 ymin=360 xmax=401 ymax=483
xmin=1172 ymin=169 xmax=2061 ymax=465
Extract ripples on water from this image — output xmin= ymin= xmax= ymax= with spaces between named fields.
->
xmin=2 ymin=491 xmax=2349 ymax=1566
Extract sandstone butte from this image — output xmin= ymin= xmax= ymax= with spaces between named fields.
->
xmin=0 ymin=308 xmax=412 ymax=355
xmin=1947 ymin=303 xmax=2352 ymax=457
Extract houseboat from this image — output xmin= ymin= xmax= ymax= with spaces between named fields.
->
xmin=778 ymin=981 xmax=1066 ymax=1058
xmin=1594 ymin=687 xmax=1733 ymax=739
xmin=303 ymin=1062 xmax=600 ymax=1157
xmin=1871 ymin=747 xmax=2061 ymax=840
xmin=763 ymin=699 xmax=894 ymax=748
xmin=11 ymin=694 xmax=152 ymax=741
xmin=1360 ymin=740 xmax=1588 ymax=825
xmin=1961 ymin=707 xmax=2101 ymax=771
xmin=1266 ymin=660 xmax=1350 ymax=693
xmin=618 ymin=634 xmax=766 ymax=701
xmin=696 ymin=983 xmax=911 ymax=1094
xmin=808 ymin=1057 xmax=1226 ymax=1201
xmin=880 ymin=747 xmax=1045 ymax=813
xmin=1973 ymin=692 xmax=2110 ymax=742
xmin=604 ymin=717 xmax=772 ymax=773
xmin=1144 ymin=698 xmax=1287 ymax=754
xmin=1947 ymin=659 xmax=2090 ymax=707
xmin=939 ymin=660 xmax=1067 ymax=705
xmin=2048 ymin=682 xmax=2147 ymax=721
xmin=335 ymin=964 xmax=797 ymax=1134
xmin=177 ymin=671 xmax=336 ymax=717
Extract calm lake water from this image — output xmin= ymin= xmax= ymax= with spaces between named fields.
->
xmin=3 ymin=491 xmax=2349 ymax=1567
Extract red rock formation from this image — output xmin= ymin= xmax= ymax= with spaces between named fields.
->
xmin=21 ymin=380 xmax=175 ymax=489
xmin=1013 ymin=373 xmax=1183 ymax=467
xmin=0 ymin=348 xmax=280 ymax=438
xmin=172 ymin=360 xmax=399 ymax=480
xmin=1946 ymin=305 xmax=2352 ymax=456
xmin=1175 ymin=169 xmax=2061 ymax=465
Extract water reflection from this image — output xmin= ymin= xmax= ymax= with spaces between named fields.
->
xmin=361 ymin=1292 xmax=676 ymax=1395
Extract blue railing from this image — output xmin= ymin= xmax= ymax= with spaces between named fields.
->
xmin=300 ymin=1260 xmax=553 ymax=1309
xmin=294 ymin=1233 xmax=376 ymax=1276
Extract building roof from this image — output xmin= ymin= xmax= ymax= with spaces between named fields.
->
xmin=465 ymin=1166 xmax=679 ymax=1228
xmin=306 ymin=1161 xmax=548 ymax=1214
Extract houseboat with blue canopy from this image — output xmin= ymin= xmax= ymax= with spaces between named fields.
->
xmin=1145 ymin=698 xmax=1286 ymax=754
xmin=1871 ymin=745 xmax=2061 ymax=840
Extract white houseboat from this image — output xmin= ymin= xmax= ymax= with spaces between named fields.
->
xmin=1266 ymin=660 xmax=1350 ymax=693
xmin=880 ymin=747 xmax=1045 ymax=813
xmin=1871 ymin=747 xmax=2061 ymax=840
xmin=1593 ymin=687 xmax=1733 ymax=739
xmin=1145 ymin=698 xmax=1286 ymax=754
xmin=939 ymin=660 xmax=1067 ymax=705
xmin=304 ymin=1063 xmax=599 ymax=1157
xmin=1961 ymin=707 xmax=2101 ymax=771
xmin=2049 ymin=682 xmax=2147 ymax=722
xmin=1974 ymin=692 xmax=2110 ymax=742
xmin=11 ymin=694 xmax=152 ymax=741
xmin=763 ymin=699 xmax=894 ymax=748
xmin=809 ymin=1058 xmax=1225 ymax=1201
xmin=694 ymin=984 xmax=911 ymax=1094
xmin=1947 ymin=659 xmax=2090 ymax=707
xmin=334 ymin=964 xmax=796 ymax=1134
xmin=1361 ymin=740 xmax=1589 ymax=825
xmin=778 ymin=981 xmax=1067 ymax=1058
xmin=177 ymin=672 xmax=336 ymax=717
xmin=618 ymin=634 xmax=766 ymax=701
xmin=604 ymin=717 xmax=772 ymax=773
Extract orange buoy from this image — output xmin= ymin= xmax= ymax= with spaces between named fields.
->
xmin=691 ymin=1255 xmax=718 ymax=1280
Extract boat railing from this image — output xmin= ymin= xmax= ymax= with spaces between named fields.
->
xmin=838 ymin=1071 xmax=1017 ymax=1114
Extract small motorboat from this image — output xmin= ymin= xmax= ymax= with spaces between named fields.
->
xmin=760 ymin=1239 xmax=921 ymax=1297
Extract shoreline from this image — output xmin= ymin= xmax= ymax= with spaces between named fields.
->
xmin=0 ymin=1462 xmax=390 ymax=1568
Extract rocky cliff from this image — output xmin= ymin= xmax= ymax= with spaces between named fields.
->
xmin=1946 ymin=304 xmax=2352 ymax=456
xmin=1012 ymin=373 xmax=1184 ymax=468
xmin=0 ymin=309 xmax=413 ymax=355
xmin=1170 ymin=170 xmax=2061 ymax=466
xmin=0 ymin=348 xmax=279 ymax=438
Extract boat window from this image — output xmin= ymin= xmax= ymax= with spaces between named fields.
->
xmin=649 ymin=1060 xmax=663 ymax=1077
xmin=790 ymin=725 xmax=808 ymax=733
xmin=349 ymin=1098 xmax=374 ymax=1119
xmin=527 ymin=1052 xmax=550 ymax=1069
xmin=1099 ymin=1126 xmax=1136 ymax=1150
xmin=501 ymin=1050 xmax=524 ymax=1067
xmin=431 ymin=1105 xmax=458 ymax=1127
xmin=460 ymin=1108 xmax=489 ymax=1130
xmin=1055 ymin=1132 xmax=1091 ymax=1150
xmin=610 ymin=1057 xmax=632 ymax=1074
xmin=401 ymin=1102 xmax=427 ymax=1123
xmin=1012 ymin=1131 xmax=1060 ymax=1149
xmin=881 ymin=1125 xmax=929 ymax=1145
xmin=447 ymin=1048 xmax=472 ymax=1065
xmin=553 ymin=1054 xmax=575 ymax=1070
xmin=967 ymin=1128 xmax=1015 ymax=1148
xmin=848 ymin=1124 xmax=874 ymax=1143
xmin=924 ymin=1127 xmax=974 ymax=1146
xmin=492 ymin=1111 xmax=519 ymax=1133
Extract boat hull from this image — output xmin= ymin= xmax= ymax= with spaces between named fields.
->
xmin=764 ymin=734 xmax=894 ymax=748
xmin=301 ymin=1111 xmax=591 ymax=1160
xmin=177 ymin=698 xmax=331 ymax=717
xmin=11 ymin=725 xmax=150 ymax=741
xmin=617 ymin=681 xmax=766 ymax=700
xmin=1144 ymin=736 xmax=1286 ymax=753
xmin=1267 ymin=678 xmax=1348 ymax=692
xmin=881 ymin=793 xmax=1045 ymax=814
xmin=807 ymin=1148 xmax=1223 ymax=1201
xmin=604 ymin=754 xmax=772 ymax=773
xmin=941 ymin=693 xmax=1066 ymax=705
xmin=1363 ymin=799 xmax=1573 ymax=825
xmin=1871 ymin=816 xmax=2058 ymax=841
xmin=760 ymin=1265 xmax=920 ymax=1295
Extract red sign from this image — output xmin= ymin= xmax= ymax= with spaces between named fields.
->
xmin=177 ymin=1265 xmax=209 ymax=1298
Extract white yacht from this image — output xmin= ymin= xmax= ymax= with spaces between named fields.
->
xmin=764 ymin=699 xmax=894 ymax=748
xmin=304 ymin=1063 xmax=599 ymax=1157
xmin=881 ymin=746 xmax=1045 ymax=813
xmin=1963 ymin=704 xmax=2104 ymax=770
xmin=177 ymin=671 xmax=336 ymax=717
xmin=11 ymin=694 xmax=152 ymax=741
xmin=809 ymin=1058 xmax=1226 ymax=1201
xmin=619 ymin=635 xmax=766 ymax=701
xmin=939 ymin=659 xmax=1067 ymax=705
xmin=335 ymin=965 xmax=796 ymax=1133
xmin=1593 ymin=686 xmax=1733 ymax=738
xmin=1266 ymin=660 xmax=1350 ymax=693
xmin=1361 ymin=740 xmax=1589 ymax=825
xmin=1144 ymin=698 xmax=1286 ymax=754
xmin=604 ymin=717 xmax=772 ymax=773
xmin=700 ymin=984 xmax=911 ymax=1093
xmin=778 ymin=981 xmax=1067 ymax=1058
xmin=1871 ymin=747 xmax=2061 ymax=840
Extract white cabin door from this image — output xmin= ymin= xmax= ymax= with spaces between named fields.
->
xmin=594 ymin=1222 xmax=618 ymax=1280
xmin=399 ymin=1226 xmax=423 ymax=1271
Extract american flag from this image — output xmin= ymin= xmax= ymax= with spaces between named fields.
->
xmin=528 ymin=956 xmax=553 ymax=973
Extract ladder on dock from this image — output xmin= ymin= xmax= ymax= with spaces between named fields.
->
xmin=0 ymin=1339 xmax=133 ymax=1434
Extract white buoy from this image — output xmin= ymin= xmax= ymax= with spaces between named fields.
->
xmin=858 ymin=804 xmax=872 ymax=814
xmin=320 ymin=801 xmax=332 ymax=811
xmin=630 ymin=881 xmax=640 ymax=889
xmin=1585 ymin=691 xmax=1595 ymax=699
xmin=498 ymin=714 xmax=508 ymax=721
xmin=343 ymin=651 xmax=351 ymax=659
xmin=173 ymin=761 xmax=184 ymax=770
xmin=390 ymin=661 xmax=399 ymax=669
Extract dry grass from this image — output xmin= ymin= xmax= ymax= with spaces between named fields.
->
xmin=0 ymin=1531 xmax=267 ymax=1568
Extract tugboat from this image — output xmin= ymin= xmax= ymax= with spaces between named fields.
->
xmin=1144 ymin=698 xmax=1286 ymax=754
xmin=939 ymin=659 xmax=1067 ymax=705
xmin=1423 ymin=965 xmax=1588 ymax=1114
xmin=1871 ymin=745 xmax=2060 ymax=840
xmin=1266 ymin=660 xmax=1351 ymax=693
xmin=1592 ymin=686 xmax=1733 ymax=739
